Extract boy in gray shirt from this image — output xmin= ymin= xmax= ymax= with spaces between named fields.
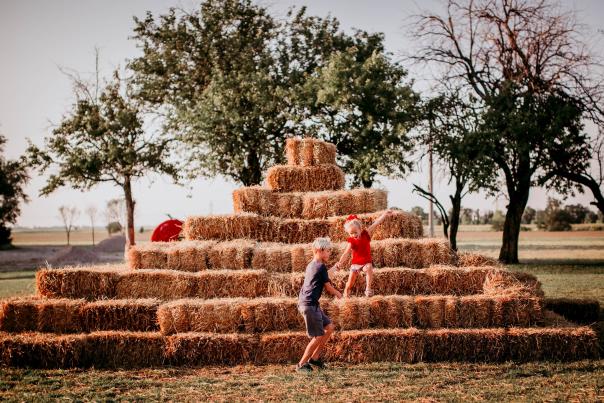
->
xmin=297 ymin=237 xmax=342 ymax=372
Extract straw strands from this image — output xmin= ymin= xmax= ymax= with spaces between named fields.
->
xmin=36 ymin=265 xmax=502 ymax=300
xmin=232 ymin=187 xmax=388 ymax=219
xmin=127 ymin=238 xmax=455 ymax=272
xmin=157 ymin=294 xmax=542 ymax=335
xmin=0 ymin=298 xmax=160 ymax=333
xmin=183 ymin=210 xmax=423 ymax=243
xmin=0 ymin=326 xmax=596 ymax=368
xmin=285 ymin=137 xmax=337 ymax=166
xmin=266 ymin=164 xmax=345 ymax=192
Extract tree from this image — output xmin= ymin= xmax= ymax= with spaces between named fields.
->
xmin=105 ymin=198 xmax=126 ymax=230
xmin=564 ymin=204 xmax=590 ymax=224
xmin=106 ymin=222 xmax=123 ymax=236
xmin=0 ymin=135 xmax=29 ymax=247
xmin=130 ymin=1 xmax=420 ymax=187
xmin=522 ymin=206 xmax=536 ymax=224
xmin=58 ymin=205 xmax=79 ymax=245
xmin=27 ymin=68 xmax=178 ymax=247
xmin=302 ymin=46 xmax=419 ymax=187
xmin=85 ymin=205 xmax=98 ymax=246
xmin=410 ymin=206 xmax=428 ymax=224
xmin=539 ymin=198 xmax=573 ymax=231
xmin=412 ymin=0 xmax=602 ymax=263
xmin=414 ymin=93 xmax=496 ymax=250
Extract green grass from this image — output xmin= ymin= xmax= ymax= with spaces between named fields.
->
xmin=0 ymin=270 xmax=36 ymax=299
xmin=0 ymin=361 xmax=602 ymax=402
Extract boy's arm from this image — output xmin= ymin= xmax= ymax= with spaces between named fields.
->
xmin=331 ymin=243 xmax=352 ymax=271
xmin=324 ymin=281 xmax=342 ymax=299
xmin=366 ymin=209 xmax=393 ymax=236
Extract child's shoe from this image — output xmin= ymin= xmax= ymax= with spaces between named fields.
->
xmin=309 ymin=358 xmax=326 ymax=370
xmin=364 ymin=289 xmax=374 ymax=297
xmin=296 ymin=363 xmax=313 ymax=372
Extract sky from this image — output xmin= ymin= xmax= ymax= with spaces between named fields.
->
xmin=1 ymin=0 xmax=603 ymax=229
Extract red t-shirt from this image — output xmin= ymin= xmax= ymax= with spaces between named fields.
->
xmin=348 ymin=229 xmax=372 ymax=265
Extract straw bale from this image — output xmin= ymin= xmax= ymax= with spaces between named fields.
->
xmin=0 ymin=325 xmax=598 ymax=368
xmin=266 ymin=164 xmax=345 ymax=192
xmin=457 ymin=296 xmax=493 ymax=328
xmin=208 ymin=240 xmax=255 ymax=270
xmin=127 ymin=242 xmax=171 ymax=270
xmin=415 ymin=296 xmax=446 ymax=328
xmin=285 ymin=137 xmax=301 ymax=165
xmin=251 ymin=242 xmax=293 ymax=273
xmin=233 ymin=187 xmax=388 ymax=219
xmin=240 ymin=297 xmax=302 ymax=333
xmin=166 ymin=332 xmax=257 ymax=366
xmin=36 ymin=264 xmax=124 ymax=300
xmin=256 ymin=331 xmax=309 ymax=364
xmin=544 ymin=298 xmax=600 ymax=324
xmin=184 ymin=210 xmax=422 ymax=243
xmin=457 ymin=252 xmax=501 ymax=267
xmin=0 ymin=332 xmax=86 ymax=368
xmin=197 ymin=269 xmax=268 ymax=299
xmin=115 ymin=270 xmax=198 ymax=300
xmin=0 ymin=298 xmax=41 ymax=332
xmin=82 ymin=299 xmax=160 ymax=332
xmin=37 ymin=299 xmax=85 ymax=333
xmin=165 ymin=240 xmax=215 ymax=272
xmin=158 ymin=298 xmax=245 ymax=334
xmin=83 ymin=331 xmax=166 ymax=368
xmin=285 ymin=137 xmax=337 ymax=166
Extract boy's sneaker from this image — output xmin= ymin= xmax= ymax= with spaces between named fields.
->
xmin=309 ymin=358 xmax=326 ymax=369
xmin=365 ymin=289 xmax=374 ymax=297
xmin=296 ymin=363 xmax=313 ymax=373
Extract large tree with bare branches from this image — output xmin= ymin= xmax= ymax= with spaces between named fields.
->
xmin=412 ymin=0 xmax=603 ymax=263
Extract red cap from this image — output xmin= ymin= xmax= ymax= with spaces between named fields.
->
xmin=346 ymin=214 xmax=359 ymax=222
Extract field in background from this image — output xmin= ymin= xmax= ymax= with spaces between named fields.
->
xmin=0 ymin=228 xmax=602 ymax=400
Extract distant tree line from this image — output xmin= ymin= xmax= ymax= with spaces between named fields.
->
xmin=411 ymin=198 xmax=603 ymax=232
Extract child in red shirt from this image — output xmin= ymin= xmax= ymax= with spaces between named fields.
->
xmin=332 ymin=210 xmax=393 ymax=297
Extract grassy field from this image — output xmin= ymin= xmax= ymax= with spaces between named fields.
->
xmin=0 ymin=228 xmax=603 ymax=401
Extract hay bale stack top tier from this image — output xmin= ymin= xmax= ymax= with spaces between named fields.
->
xmin=182 ymin=137 xmax=422 ymax=242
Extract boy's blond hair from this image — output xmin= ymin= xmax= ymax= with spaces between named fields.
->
xmin=312 ymin=237 xmax=333 ymax=251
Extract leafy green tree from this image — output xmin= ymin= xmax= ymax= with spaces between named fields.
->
xmin=412 ymin=0 xmax=601 ymax=263
xmin=491 ymin=210 xmax=505 ymax=231
xmin=564 ymin=204 xmax=590 ymax=224
xmin=130 ymin=1 xmax=420 ymax=186
xmin=414 ymin=93 xmax=496 ymax=250
xmin=0 ymin=135 xmax=29 ymax=247
xmin=303 ymin=46 xmax=419 ymax=187
xmin=27 ymin=72 xmax=178 ymax=246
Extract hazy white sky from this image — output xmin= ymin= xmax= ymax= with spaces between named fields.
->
xmin=1 ymin=0 xmax=603 ymax=228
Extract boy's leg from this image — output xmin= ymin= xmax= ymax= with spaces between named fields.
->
xmin=299 ymin=336 xmax=324 ymax=367
xmin=363 ymin=264 xmax=374 ymax=296
xmin=344 ymin=271 xmax=358 ymax=297
xmin=310 ymin=323 xmax=335 ymax=360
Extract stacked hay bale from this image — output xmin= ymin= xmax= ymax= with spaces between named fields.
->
xmin=0 ymin=137 xmax=598 ymax=368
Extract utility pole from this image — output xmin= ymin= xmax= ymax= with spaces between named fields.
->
xmin=428 ymin=142 xmax=434 ymax=237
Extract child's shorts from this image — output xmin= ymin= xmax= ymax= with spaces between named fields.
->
xmin=350 ymin=263 xmax=372 ymax=273
xmin=298 ymin=304 xmax=331 ymax=337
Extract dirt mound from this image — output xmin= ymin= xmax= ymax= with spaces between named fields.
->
xmin=95 ymin=235 xmax=126 ymax=253
xmin=48 ymin=246 xmax=100 ymax=265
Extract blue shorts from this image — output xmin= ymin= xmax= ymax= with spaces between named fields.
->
xmin=298 ymin=305 xmax=331 ymax=338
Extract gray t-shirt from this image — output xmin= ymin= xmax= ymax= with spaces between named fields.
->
xmin=298 ymin=259 xmax=330 ymax=307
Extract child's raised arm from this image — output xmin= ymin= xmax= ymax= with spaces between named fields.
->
xmin=367 ymin=209 xmax=393 ymax=236
xmin=330 ymin=243 xmax=352 ymax=271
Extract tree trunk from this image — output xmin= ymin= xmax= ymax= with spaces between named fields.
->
xmin=498 ymin=184 xmax=530 ymax=264
xmin=557 ymin=171 xmax=604 ymax=216
xmin=242 ymin=150 xmax=263 ymax=186
xmin=66 ymin=230 xmax=70 ymax=246
xmin=123 ymin=178 xmax=136 ymax=247
xmin=448 ymin=186 xmax=463 ymax=251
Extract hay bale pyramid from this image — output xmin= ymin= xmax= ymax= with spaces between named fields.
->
xmin=0 ymin=138 xmax=598 ymax=368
